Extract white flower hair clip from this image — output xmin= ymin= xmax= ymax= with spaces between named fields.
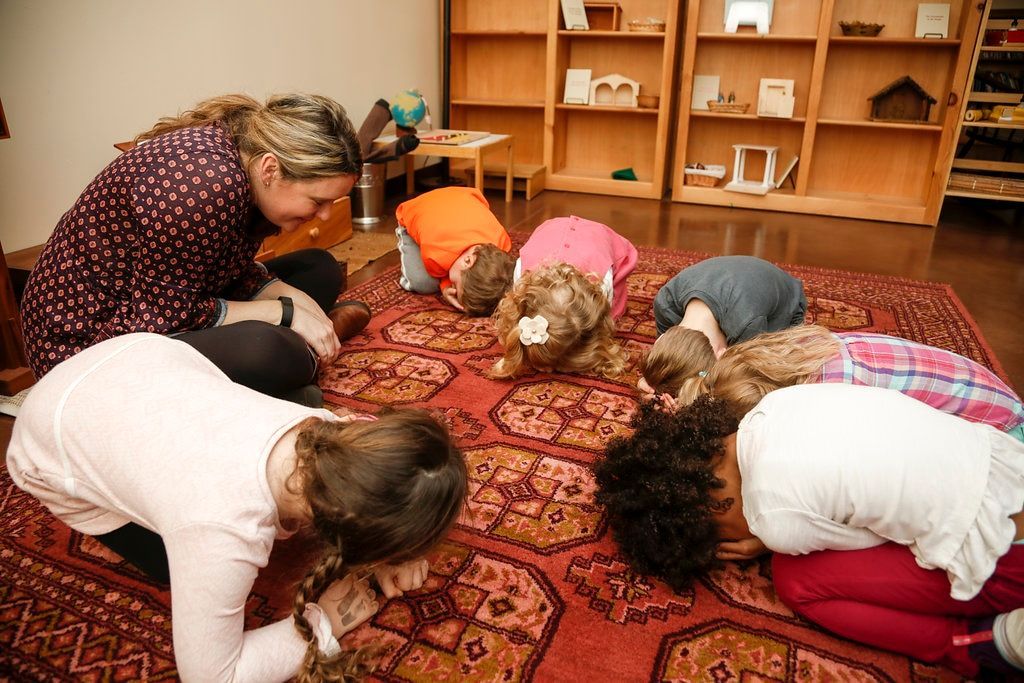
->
xmin=518 ymin=315 xmax=549 ymax=346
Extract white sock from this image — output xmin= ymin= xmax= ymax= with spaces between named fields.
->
xmin=994 ymin=608 xmax=1024 ymax=672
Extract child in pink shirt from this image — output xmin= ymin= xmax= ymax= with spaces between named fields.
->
xmin=491 ymin=216 xmax=638 ymax=379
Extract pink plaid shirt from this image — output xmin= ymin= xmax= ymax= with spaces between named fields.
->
xmin=819 ymin=332 xmax=1024 ymax=432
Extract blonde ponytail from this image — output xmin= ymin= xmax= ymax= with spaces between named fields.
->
xmin=135 ymin=93 xmax=361 ymax=180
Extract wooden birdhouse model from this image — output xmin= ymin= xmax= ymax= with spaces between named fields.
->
xmin=867 ymin=75 xmax=937 ymax=123
xmin=589 ymin=74 xmax=639 ymax=107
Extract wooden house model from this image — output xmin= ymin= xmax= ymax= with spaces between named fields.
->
xmin=868 ymin=75 xmax=937 ymax=122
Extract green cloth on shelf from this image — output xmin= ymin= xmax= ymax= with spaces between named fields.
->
xmin=611 ymin=167 xmax=637 ymax=181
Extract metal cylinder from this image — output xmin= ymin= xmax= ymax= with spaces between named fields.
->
xmin=350 ymin=163 xmax=386 ymax=225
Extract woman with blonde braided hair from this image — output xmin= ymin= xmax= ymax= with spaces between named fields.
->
xmin=21 ymin=92 xmax=372 ymax=408
xmin=7 ymin=334 xmax=468 ymax=682
xmin=489 ymin=216 xmax=636 ymax=379
xmin=670 ymin=324 xmax=1024 ymax=440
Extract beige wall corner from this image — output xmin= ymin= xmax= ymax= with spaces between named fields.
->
xmin=0 ymin=0 xmax=441 ymax=252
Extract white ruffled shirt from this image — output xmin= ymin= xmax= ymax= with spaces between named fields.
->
xmin=737 ymin=383 xmax=1024 ymax=600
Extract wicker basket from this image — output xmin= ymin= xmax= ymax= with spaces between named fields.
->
xmin=628 ymin=18 xmax=666 ymax=32
xmin=683 ymin=164 xmax=726 ymax=187
xmin=707 ymin=101 xmax=750 ymax=114
xmin=838 ymin=21 xmax=885 ymax=36
xmin=948 ymin=172 xmax=1024 ymax=197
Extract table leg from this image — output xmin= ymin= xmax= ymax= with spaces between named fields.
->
xmin=405 ymin=155 xmax=415 ymax=195
xmin=505 ymin=142 xmax=514 ymax=203
xmin=474 ymin=152 xmax=484 ymax=195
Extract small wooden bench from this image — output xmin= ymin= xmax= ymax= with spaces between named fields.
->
xmin=465 ymin=163 xmax=546 ymax=201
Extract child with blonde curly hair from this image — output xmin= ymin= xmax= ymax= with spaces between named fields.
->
xmin=395 ymin=187 xmax=515 ymax=316
xmin=672 ymin=324 xmax=1024 ymax=441
xmin=639 ymin=255 xmax=806 ymax=398
xmin=490 ymin=216 xmax=637 ymax=379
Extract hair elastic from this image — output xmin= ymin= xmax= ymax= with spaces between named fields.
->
xmin=518 ymin=315 xmax=550 ymax=346
xmin=698 ymin=370 xmax=708 ymax=378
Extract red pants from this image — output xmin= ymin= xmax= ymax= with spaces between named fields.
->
xmin=772 ymin=542 xmax=1024 ymax=677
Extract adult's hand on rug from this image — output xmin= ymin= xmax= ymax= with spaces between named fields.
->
xmin=317 ymin=573 xmax=379 ymax=638
xmin=256 ymin=281 xmax=342 ymax=364
xmin=717 ymin=536 xmax=769 ymax=561
xmin=373 ymin=558 xmax=430 ymax=598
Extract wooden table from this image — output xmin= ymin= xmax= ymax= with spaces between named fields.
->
xmin=377 ymin=132 xmax=514 ymax=201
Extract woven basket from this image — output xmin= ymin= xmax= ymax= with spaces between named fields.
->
xmin=684 ymin=164 xmax=726 ymax=187
xmin=838 ymin=21 xmax=884 ymax=36
xmin=628 ymin=18 xmax=666 ymax=32
xmin=948 ymin=172 xmax=1024 ymax=196
xmin=707 ymin=101 xmax=750 ymax=114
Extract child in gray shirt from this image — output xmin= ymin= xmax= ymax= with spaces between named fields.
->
xmin=640 ymin=255 xmax=807 ymax=398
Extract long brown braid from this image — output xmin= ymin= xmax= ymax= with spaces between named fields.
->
xmin=286 ymin=409 xmax=468 ymax=681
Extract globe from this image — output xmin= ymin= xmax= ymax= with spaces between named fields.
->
xmin=390 ymin=89 xmax=427 ymax=129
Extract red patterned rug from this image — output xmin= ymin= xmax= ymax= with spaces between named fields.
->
xmin=1 ymin=243 xmax=1005 ymax=681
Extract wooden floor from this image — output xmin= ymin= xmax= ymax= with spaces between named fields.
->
xmin=353 ymin=188 xmax=1024 ymax=392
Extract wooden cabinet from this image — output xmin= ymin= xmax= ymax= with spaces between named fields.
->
xmin=445 ymin=0 xmax=683 ymax=199
xmin=671 ymin=0 xmax=983 ymax=225
xmin=0 ymin=244 xmax=34 ymax=395
xmin=257 ymin=196 xmax=353 ymax=261
xmin=945 ymin=3 xmax=1024 ymax=205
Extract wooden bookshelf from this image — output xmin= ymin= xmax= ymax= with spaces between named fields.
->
xmin=943 ymin=9 xmax=1024 ymax=205
xmin=445 ymin=0 xmax=682 ymax=199
xmin=671 ymin=0 xmax=984 ymax=225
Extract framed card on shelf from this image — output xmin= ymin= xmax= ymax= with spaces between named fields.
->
xmin=560 ymin=0 xmax=590 ymax=30
xmin=563 ymin=68 xmax=592 ymax=104
xmin=915 ymin=3 xmax=950 ymax=38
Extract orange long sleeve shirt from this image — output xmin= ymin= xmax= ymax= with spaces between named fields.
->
xmin=395 ymin=187 xmax=512 ymax=291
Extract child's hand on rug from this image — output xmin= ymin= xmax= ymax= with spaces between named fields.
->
xmin=441 ymin=286 xmax=465 ymax=312
xmin=716 ymin=536 xmax=769 ymax=561
xmin=317 ymin=573 xmax=379 ymax=638
xmin=657 ymin=393 xmax=678 ymax=412
xmin=373 ymin=558 xmax=430 ymax=598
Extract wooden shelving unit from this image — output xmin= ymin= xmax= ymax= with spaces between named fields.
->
xmin=671 ymin=0 xmax=984 ymax=225
xmin=447 ymin=0 xmax=550 ymax=177
xmin=944 ymin=5 xmax=1024 ymax=205
xmin=445 ymin=0 xmax=682 ymax=199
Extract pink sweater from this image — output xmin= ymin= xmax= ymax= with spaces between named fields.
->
xmin=518 ymin=216 xmax=638 ymax=318
xmin=6 ymin=334 xmax=338 ymax=682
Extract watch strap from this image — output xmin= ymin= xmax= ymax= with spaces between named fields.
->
xmin=278 ymin=296 xmax=294 ymax=328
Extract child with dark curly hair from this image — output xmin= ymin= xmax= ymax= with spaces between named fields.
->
xmin=595 ymin=384 xmax=1024 ymax=679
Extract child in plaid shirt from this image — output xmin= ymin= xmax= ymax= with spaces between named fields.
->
xmin=672 ymin=324 xmax=1024 ymax=440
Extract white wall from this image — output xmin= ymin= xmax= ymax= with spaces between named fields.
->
xmin=0 ymin=0 xmax=441 ymax=252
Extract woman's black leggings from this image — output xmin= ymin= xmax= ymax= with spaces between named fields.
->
xmin=176 ymin=249 xmax=343 ymax=399
xmin=93 ymin=522 xmax=170 ymax=584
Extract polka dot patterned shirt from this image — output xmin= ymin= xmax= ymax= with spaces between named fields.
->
xmin=20 ymin=123 xmax=273 ymax=377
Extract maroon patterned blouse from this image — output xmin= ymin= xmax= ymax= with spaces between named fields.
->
xmin=20 ymin=124 xmax=272 ymax=377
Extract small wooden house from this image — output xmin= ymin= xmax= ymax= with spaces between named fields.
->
xmin=868 ymin=75 xmax=937 ymax=122
xmin=589 ymin=73 xmax=639 ymax=107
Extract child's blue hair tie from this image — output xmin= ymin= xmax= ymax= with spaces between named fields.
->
xmin=698 ymin=370 xmax=708 ymax=378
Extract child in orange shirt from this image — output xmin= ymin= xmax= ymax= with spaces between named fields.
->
xmin=394 ymin=187 xmax=515 ymax=316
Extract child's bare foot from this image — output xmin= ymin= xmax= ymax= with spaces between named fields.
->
xmin=317 ymin=573 xmax=379 ymax=638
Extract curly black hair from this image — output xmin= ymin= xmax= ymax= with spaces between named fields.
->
xmin=594 ymin=395 xmax=739 ymax=591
